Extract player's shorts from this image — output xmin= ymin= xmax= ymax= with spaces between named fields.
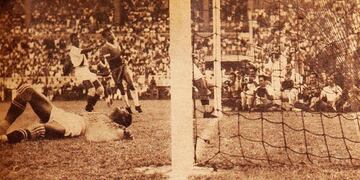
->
xmin=193 ymin=78 xmax=209 ymax=99
xmin=49 ymin=107 xmax=86 ymax=137
xmin=111 ymin=64 xmax=126 ymax=84
xmin=74 ymin=66 xmax=98 ymax=83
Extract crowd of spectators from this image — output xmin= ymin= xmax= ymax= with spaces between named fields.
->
xmin=192 ymin=0 xmax=251 ymax=57
xmin=193 ymin=33 xmax=251 ymax=57
xmin=193 ymin=0 xmax=360 ymax=112
xmin=220 ymin=62 xmax=360 ymax=112
xmin=1 ymin=0 xmax=360 ymax=106
xmin=192 ymin=0 xmax=249 ymax=32
xmin=0 ymin=0 xmax=169 ymax=100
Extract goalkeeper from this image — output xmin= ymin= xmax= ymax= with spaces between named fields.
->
xmin=0 ymin=83 xmax=133 ymax=144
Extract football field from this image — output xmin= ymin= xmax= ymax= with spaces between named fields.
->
xmin=1 ymin=100 xmax=360 ymax=179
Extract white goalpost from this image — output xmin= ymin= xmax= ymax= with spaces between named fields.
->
xmin=213 ymin=0 xmax=223 ymax=117
xmin=169 ymin=0 xmax=194 ymax=179
xmin=169 ymin=0 xmax=222 ymax=179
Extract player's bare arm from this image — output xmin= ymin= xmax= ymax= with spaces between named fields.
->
xmin=80 ymin=46 xmax=97 ymax=54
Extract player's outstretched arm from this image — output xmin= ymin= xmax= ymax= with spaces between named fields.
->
xmin=80 ymin=46 xmax=97 ymax=54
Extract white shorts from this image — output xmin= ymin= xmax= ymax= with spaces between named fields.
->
xmin=49 ymin=107 xmax=86 ymax=137
xmin=74 ymin=66 xmax=98 ymax=83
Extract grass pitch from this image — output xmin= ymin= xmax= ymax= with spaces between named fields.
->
xmin=0 ymin=100 xmax=170 ymax=179
xmin=1 ymin=100 xmax=360 ymax=179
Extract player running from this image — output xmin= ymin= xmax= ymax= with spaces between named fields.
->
xmin=69 ymin=33 xmax=104 ymax=112
xmin=0 ymin=83 xmax=133 ymax=144
xmin=99 ymin=28 xmax=142 ymax=114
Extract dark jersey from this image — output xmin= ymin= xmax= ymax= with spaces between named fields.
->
xmin=100 ymin=42 xmax=124 ymax=71
xmin=303 ymin=82 xmax=321 ymax=103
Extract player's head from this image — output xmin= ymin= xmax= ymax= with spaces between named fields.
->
xmin=70 ymin=33 xmax=80 ymax=47
xmin=109 ymin=106 xmax=132 ymax=128
xmin=101 ymin=28 xmax=115 ymax=43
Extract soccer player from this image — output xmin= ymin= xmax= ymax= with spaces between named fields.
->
xmin=193 ymin=64 xmax=217 ymax=118
xmin=69 ymin=33 xmax=104 ymax=112
xmin=99 ymin=28 xmax=142 ymax=114
xmin=0 ymin=83 xmax=133 ymax=144
xmin=96 ymin=60 xmax=113 ymax=107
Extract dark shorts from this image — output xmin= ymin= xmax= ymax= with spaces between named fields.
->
xmin=193 ymin=78 xmax=209 ymax=100
xmin=111 ymin=64 xmax=126 ymax=84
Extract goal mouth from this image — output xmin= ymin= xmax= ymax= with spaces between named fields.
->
xmin=190 ymin=0 xmax=360 ymax=170
xmin=194 ymin=111 xmax=360 ymax=169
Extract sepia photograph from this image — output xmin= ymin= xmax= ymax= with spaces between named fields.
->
xmin=1 ymin=0 xmax=360 ymax=179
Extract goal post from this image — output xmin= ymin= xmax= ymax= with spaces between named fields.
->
xmin=169 ymin=0 xmax=194 ymax=179
xmin=213 ymin=0 xmax=222 ymax=117
xmin=169 ymin=0 xmax=223 ymax=178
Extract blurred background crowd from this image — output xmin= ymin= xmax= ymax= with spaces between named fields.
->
xmin=1 ymin=0 xmax=360 ymax=111
xmin=0 ymin=0 xmax=170 ymax=100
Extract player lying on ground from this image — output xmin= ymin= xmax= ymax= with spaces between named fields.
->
xmin=100 ymin=28 xmax=142 ymax=114
xmin=0 ymin=84 xmax=133 ymax=144
xmin=69 ymin=33 xmax=104 ymax=112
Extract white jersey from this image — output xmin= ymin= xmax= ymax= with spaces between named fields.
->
xmin=69 ymin=45 xmax=97 ymax=82
xmin=49 ymin=108 xmax=124 ymax=141
xmin=321 ymin=85 xmax=342 ymax=102
xmin=69 ymin=46 xmax=88 ymax=67
xmin=49 ymin=106 xmax=86 ymax=137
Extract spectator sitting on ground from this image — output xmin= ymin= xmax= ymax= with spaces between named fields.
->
xmin=280 ymin=72 xmax=297 ymax=110
xmin=240 ymin=75 xmax=257 ymax=111
xmin=343 ymin=84 xmax=360 ymax=112
xmin=294 ymin=73 xmax=321 ymax=111
xmin=251 ymin=75 xmax=275 ymax=111
xmin=318 ymin=75 xmax=343 ymax=111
